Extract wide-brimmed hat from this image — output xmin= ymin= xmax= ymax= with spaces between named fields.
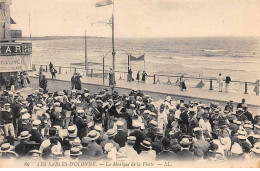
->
xmin=106 ymin=129 xmax=118 ymax=137
xmin=67 ymin=126 xmax=77 ymax=137
xmin=237 ymin=108 xmax=243 ymax=112
xmin=27 ymin=150 xmax=42 ymax=155
xmin=87 ymin=130 xmax=100 ymax=140
xmin=32 ymin=120 xmax=41 ymax=126
xmin=140 ymin=140 xmax=152 ymax=149
xmin=22 ymin=113 xmax=30 ymax=120
xmin=180 ymin=138 xmax=192 ymax=146
xmin=251 ymin=143 xmax=260 ymax=154
xmin=0 ymin=143 xmax=14 ymax=151
xmin=18 ymin=131 xmax=31 ymax=140
xmin=150 ymin=120 xmax=158 ymax=126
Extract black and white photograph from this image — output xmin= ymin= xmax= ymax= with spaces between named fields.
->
xmin=0 ymin=0 xmax=260 ymax=168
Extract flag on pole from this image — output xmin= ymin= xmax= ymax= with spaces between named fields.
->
xmin=95 ymin=0 xmax=113 ymax=7
xmin=130 ymin=54 xmax=145 ymax=61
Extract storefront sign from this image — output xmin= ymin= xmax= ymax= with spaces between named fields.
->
xmin=0 ymin=54 xmax=32 ymax=72
xmin=0 ymin=43 xmax=32 ymax=55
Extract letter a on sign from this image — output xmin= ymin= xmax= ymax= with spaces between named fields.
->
xmin=6 ymin=46 xmax=11 ymax=53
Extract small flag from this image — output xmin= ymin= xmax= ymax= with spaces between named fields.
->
xmin=195 ymin=80 xmax=205 ymax=88
xmin=130 ymin=54 xmax=145 ymax=61
xmin=95 ymin=0 xmax=113 ymax=7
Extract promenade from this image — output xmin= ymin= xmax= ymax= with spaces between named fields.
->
xmin=27 ymin=71 xmax=260 ymax=110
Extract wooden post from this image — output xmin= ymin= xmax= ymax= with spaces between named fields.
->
xmin=209 ymin=79 xmax=213 ymax=90
xmin=153 ymin=74 xmax=156 ymax=84
xmin=244 ymin=82 xmax=248 ymax=94
xmin=59 ymin=67 xmax=61 ymax=74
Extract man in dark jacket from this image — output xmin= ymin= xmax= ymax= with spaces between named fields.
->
xmin=176 ymin=138 xmax=194 ymax=161
xmin=18 ymin=113 xmax=32 ymax=136
xmin=129 ymin=122 xmax=147 ymax=154
xmin=156 ymin=137 xmax=177 ymax=161
xmin=114 ymin=121 xmax=128 ymax=147
xmin=75 ymin=109 xmax=87 ymax=139
xmin=29 ymin=120 xmax=42 ymax=143
xmin=15 ymin=131 xmax=37 ymax=158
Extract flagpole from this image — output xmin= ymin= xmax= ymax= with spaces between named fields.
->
xmin=29 ymin=13 xmax=32 ymax=43
xmin=112 ymin=13 xmax=115 ymax=80
xmin=85 ymin=30 xmax=88 ymax=70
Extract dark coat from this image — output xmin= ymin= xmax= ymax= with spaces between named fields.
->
xmin=79 ymin=147 xmax=93 ymax=160
xmin=2 ymin=110 xmax=13 ymax=124
xmin=176 ymin=149 xmax=194 ymax=161
xmin=15 ymin=141 xmax=39 ymax=158
xmin=18 ymin=123 xmax=32 ymax=136
xmin=129 ymin=130 xmax=147 ymax=154
xmin=114 ymin=130 xmax=128 ymax=147
xmin=87 ymin=141 xmax=104 ymax=159
xmin=152 ymin=141 xmax=162 ymax=155
xmin=75 ymin=116 xmax=87 ymax=139
xmin=156 ymin=150 xmax=177 ymax=161
xmin=29 ymin=128 xmax=42 ymax=143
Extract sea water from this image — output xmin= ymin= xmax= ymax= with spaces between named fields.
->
xmin=28 ymin=36 xmax=260 ymax=84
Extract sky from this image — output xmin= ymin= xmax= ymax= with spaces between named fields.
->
xmin=10 ymin=0 xmax=260 ymax=38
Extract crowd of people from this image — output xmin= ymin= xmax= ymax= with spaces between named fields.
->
xmin=0 ymin=86 xmax=260 ymax=163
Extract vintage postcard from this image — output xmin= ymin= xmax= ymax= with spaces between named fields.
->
xmin=0 ymin=0 xmax=260 ymax=168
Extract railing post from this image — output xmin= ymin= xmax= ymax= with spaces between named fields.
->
xmin=74 ymin=67 xmax=76 ymax=73
xmin=244 ymin=82 xmax=248 ymax=94
xmin=153 ymin=74 xmax=156 ymax=84
xmin=91 ymin=69 xmax=93 ymax=77
xmin=209 ymin=79 xmax=213 ymax=90
xmin=46 ymin=65 xmax=48 ymax=72
xmin=59 ymin=67 xmax=61 ymax=74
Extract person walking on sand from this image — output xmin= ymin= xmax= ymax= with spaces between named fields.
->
xmin=217 ymin=73 xmax=223 ymax=92
xmin=136 ymin=71 xmax=140 ymax=83
xmin=225 ymin=76 xmax=231 ymax=93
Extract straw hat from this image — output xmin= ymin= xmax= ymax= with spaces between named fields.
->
xmin=27 ymin=150 xmax=42 ymax=155
xmin=106 ymin=129 xmax=118 ymax=137
xmin=18 ymin=131 xmax=31 ymax=140
xmin=180 ymin=138 xmax=192 ymax=146
xmin=251 ymin=143 xmax=260 ymax=154
xmin=77 ymin=109 xmax=84 ymax=114
xmin=140 ymin=140 xmax=152 ymax=149
xmin=94 ymin=125 xmax=102 ymax=132
xmin=0 ymin=143 xmax=14 ymax=151
xmin=150 ymin=120 xmax=158 ymax=126
xmin=32 ymin=120 xmax=41 ymax=126
xmin=87 ymin=130 xmax=100 ymax=140
xmin=22 ymin=113 xmax=30 ymax=120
